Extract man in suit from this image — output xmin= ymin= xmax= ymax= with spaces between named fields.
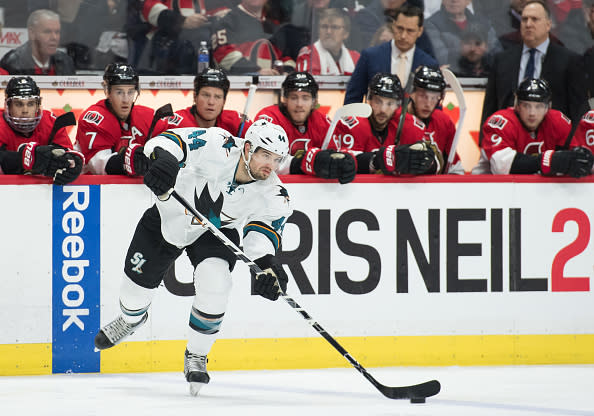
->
xmin=344 ymin=4 xmax=438 ymax=104
xmin=480 ymin=0 xmax=586 ymax=135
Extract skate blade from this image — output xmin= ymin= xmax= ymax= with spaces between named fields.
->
xmin=189 ymin=382 xmax=206 ymax=396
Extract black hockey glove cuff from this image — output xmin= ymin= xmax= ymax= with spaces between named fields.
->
xmin=252 ymin=254 xmax=288 ymax=301
xmin=374 ymin=142 xmax=436 ymax=175
xmin=143 ymin=147 xmax=180 ymax=199
xmin=0 ymin=150 xmax=25 ymax=174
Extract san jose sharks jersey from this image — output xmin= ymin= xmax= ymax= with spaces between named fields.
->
xmin=143 ymin=127 xmax=293 ymax=258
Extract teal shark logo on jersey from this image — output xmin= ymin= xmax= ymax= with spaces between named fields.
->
xmin=277 ymin=185 xmax=290 ymax=203
xmin=189 ymin=138 xmax=206 ymax=151
xmin=222 ymin=136 xmax=236 ymax=149
xmin=271 ymin=216 xmax=286 ymax=233
xmin=192 ymin=184 xmax=224 ymax=228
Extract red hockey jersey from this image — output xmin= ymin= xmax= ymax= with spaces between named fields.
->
xmin=0 ymin=109 xmax=72 ymax=151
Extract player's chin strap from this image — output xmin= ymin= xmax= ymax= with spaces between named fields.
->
xmin=241 ymin=143 xmax=258 ymax=181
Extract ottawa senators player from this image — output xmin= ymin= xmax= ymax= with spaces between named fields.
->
xmin=407 ymin=66 xmax=463 ymax=174
xmin=474 ymin=78 xmax=593 ymax=177
xmin=159 ymin=68 xmax=252 ymax=137
xmin=255 ymin=72 xmax=357 ymax=184
xmin=333 ymin=72 xmax=438 ymax=176
xmin=76 ymin=63 xmax=165 ymax=176
xmin=0 ymin=76 xmax=83 ymax=184
xmin=568 ymin=110 xmax=594 ymax=176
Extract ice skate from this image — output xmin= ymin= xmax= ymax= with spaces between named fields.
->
xmin=184 ymin=349 xmax=210 ymax=396
xmin=94 ymin=313 xmax=148 ymax=350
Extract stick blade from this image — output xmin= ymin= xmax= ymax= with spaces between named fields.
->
xmin=379 ymin=379 xmax=441 ymax=400
xmin=155 ymin=103 xmax=174 ymax=119
xmin=334 ymin=103 xmax=372 ymax=119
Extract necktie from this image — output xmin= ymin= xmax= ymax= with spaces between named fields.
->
xmin=524 ymin=48 xmax=536 ymax=80
xmin=397 ymin=53 xmax=408 ymax=85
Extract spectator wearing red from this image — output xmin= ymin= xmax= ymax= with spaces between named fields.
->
xmin=296 ymin=8 xmax=360 ymax=75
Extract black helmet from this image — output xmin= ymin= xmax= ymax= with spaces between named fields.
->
xmin=194 ymin=68 xmax=230 ymax=98
xmin=6 ymin=76 xmax=41 ymax=98
xmin=4 ymin=76 xmax=42 ymax=134
xmin=367 ymin=73 xmax=403 ymax=101
xmin=515 ymin=78 xmax=552 ymax=103
xmin=282 ymin=71 xmax=318 ymax=99
xmin=103 ymin=63 xmax=139 ymax=90
xmin=413 ymin=66 xmax=446 ymax=93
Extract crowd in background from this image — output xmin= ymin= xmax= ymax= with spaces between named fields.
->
xmin=0 ymin=0 xmax=593 ymax=80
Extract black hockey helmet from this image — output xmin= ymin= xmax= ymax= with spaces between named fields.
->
xmin=367 ymin=73 xmax=403 ymax=101
xmin=194 ymin=68 xmax=230 ymax=98
xmin=515 ymin=78 xmax=552 ymax=103
xmin=4 ymin=76 xmax=43 ymax=134
xmin=6 ymin=76 xmax=41 ymax=98
xmin=103 ymin=63 xmax=139 ymax=90
xmin=413 ymin=66 xmax=446 ymax=93
xmin=282 ymin=71 xmax=318 ymax=99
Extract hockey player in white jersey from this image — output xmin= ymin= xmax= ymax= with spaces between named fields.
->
xmin=94 ymin=119 xmax=292 ymax=396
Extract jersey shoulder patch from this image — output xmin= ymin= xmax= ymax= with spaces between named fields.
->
xmin=167 ymin=113 xmax=183 ymax=126
xmin=339 ymin=115 xmax=359 ymax=129
xmin=487 ymin=114 xmax=508 ymax=130
xmin=82 ymin=111 xmax=104 ymax=126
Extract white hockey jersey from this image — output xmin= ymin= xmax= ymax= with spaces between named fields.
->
xmin=144 ymin=127 xmax=293 ymax=259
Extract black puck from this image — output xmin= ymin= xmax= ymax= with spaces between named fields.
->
xmin=410 ymin=397 xmax=426 ymax=404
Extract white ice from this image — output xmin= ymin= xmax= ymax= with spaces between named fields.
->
xmin=1 ymin=365 xmax=593 ymax=416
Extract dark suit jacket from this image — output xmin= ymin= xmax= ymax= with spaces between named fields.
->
xmin=344 ymin=41 xmax=439 ymax=104
xmin=481 ymin=42 xmax=587 ymax=136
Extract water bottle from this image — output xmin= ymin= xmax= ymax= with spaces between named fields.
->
xmin=197 ymin=41 xmax=209 ymax=73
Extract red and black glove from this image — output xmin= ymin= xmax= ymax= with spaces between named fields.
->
xmin=373 ymin=142 xmax=436 ymax=175
xmin=540 ymin=147 xmax=594 ymax=178
xmin=20 ymin=142 xmax=71 ymax=176
xmin=123 ymin=143 xmax=150 ymax=176
xmin=300 ymin=147 xmax=358 ymax=184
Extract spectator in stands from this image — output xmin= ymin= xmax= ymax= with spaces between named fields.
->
xmin=352 ymin=0 xmax=432 ymax=53
xmin=70 ymin=0 xmax=128 ymax=70
xmin=583 ymin=0 xmax=594 ymax=100
xmin=481 ymin=0 xmax=587 ymax=133
xmin=254 ymin=71 xmax=357 ymax=184
xmin=296 ymin=9 xmax=360 ymax=75
xmin=474 ymin=78 xmax=593 ymax=177
xmin=344 ymin=5 xmax=438 ymax=104
xmin=76 ymin=63 xmax=166 ymax=176
xmin=0 ymin=9 xmax=75 ymax=75
xmin=136 ymin=0 xmax=234 ymax=74
xmin=424 ymin=0 xmax=501 ymax=73
xmin=369 ymin=23 xmax=394 ymax=47
xmin=407 ymin=66 xmax=463 ymax=173
xmin=213 ymin=0 xmax=295 ymax=75
xmin=456 ymin=28 xmax=491 ymax=77
xmin=557 ymin=0 xmax=594 ymax=54
xmin=160 ymin=68 xmax=252 ymax=137
xmin=0 ymin=76 xmax=83 ymax=184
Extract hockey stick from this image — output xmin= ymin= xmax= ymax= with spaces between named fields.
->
xmin=169 ymin=189 xmax=441 ymax=401
xmin=394 ymin=71 xmax=416 ymax=146
xmin=146 ymin=103 xmax=174 ymax=140
xmin=48 ymin=112 xmax=77 ymax=145
xmin=441 ymin=68 xmax=467 ymax=173
xmin=321 ymin=103 xmax=372 ymax=149
xmin=238 ymin=76 xmax=259 ymax=137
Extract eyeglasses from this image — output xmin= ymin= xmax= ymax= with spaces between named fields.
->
xmin=319 ymin=24 xmax=345 ymax=32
